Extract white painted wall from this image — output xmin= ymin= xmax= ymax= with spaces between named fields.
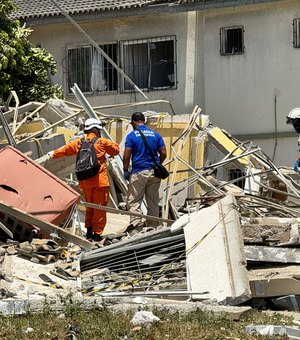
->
xmin=29 ymin=12 xmax=204 ymax=116
xmin=27 ymin=0 xmax=300 ymax=166
xmin=202 ymin=2 xmax=298 ymax=134
xmin=200 ymin=0 xmax=300 ymax=166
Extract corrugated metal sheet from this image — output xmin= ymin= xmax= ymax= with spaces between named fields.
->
xmin=12 ymin=0 xmax=219 ymax=20
xmin=12 ymin=0 xmax=157 ymax=19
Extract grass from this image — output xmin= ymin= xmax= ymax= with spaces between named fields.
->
xmin=0 ymin=302 xmax=293 ymax=339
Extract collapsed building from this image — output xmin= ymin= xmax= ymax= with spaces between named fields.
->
xmin=0 ymin=89 xmax=300 ymax=314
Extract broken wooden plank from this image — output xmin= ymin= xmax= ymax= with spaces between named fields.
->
xmin=0 ymin=201 xmax=93 ymax=250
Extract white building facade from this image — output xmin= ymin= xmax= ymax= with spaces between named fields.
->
xmin=13 ymin=0 xmax=300 ymax=167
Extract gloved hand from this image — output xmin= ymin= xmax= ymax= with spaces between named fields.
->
xmin=124 ymin=170 xmax=131 ymax=181
xmin=36 ymin=151 xmax=54 ymax=164
xmin=294 ymin=160 xmax=300 ymax=173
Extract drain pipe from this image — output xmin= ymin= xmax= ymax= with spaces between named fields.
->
xmin=272 ymin=94 xmax=278 ymax=162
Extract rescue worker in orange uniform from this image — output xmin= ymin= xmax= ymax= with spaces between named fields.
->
xmin=48 ymin=118 xmax=119 ymax=241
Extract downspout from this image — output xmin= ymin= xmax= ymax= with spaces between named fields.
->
xmin=272 ymin=94 xmax=278 ymax=162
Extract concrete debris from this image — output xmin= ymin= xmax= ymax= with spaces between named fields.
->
xmin=1 ymin=90 xmax=300 ymax=314
xmin=245 ymin=325 xmax=300 ymax=338
xmin=184 ymin=194 xmax=251 ymax=305
xmin=130 ymin=310 xmax=160 ymax=326
xmin=272 ymin=295 xmax=300 ymax=312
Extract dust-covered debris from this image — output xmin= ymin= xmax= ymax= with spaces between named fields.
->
xmin=1 ymin=90 xmax=300 ymax=314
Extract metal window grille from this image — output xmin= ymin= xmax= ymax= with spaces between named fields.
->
xmin=67 ymin=46 xmax=92 ymax=94
xmin=80 ymin=234 xmax=187 ymax=294
xmin=228 ymin=168 xmax=245 ymax=189
xmin=293 ymin=19 xmax=300 ymax=48
xmin=220 ymin=26 xmax=244 ymax=56
xmin=121 ymin=36 xmax=176 ymax=92
xmin=67 ymin=43 xmax=118 ymax=95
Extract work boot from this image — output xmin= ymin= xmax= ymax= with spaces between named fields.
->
xmin=86 ymin=227 xmax=94 ymax=241
xmin=93 ymin=233 xmax=102 ymax=242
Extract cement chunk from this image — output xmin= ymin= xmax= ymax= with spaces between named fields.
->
xmin=184 ymin=194 xmax=251 ymax=305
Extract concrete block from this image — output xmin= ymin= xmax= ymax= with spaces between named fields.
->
xmin=17 ymin=133 xmax=66 ymax=159
xmin=245 ymin=245 xmax=300 ymax=264
xmin=184 ymin=194 xmax=251 ymax=305
xmin=0 ymin=299 xmax=29 ymax=316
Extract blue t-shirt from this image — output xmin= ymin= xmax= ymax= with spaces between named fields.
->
xmin=125 ymin=125 xmax=165 ymax=174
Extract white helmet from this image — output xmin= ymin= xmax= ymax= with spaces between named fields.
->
xmin=287 ymin=108 xmax=300 ymax=123
xmin=84 ymin=118 xmax=103 ymax=132
xmin=287 ymin=108 xmax=300 ymax=133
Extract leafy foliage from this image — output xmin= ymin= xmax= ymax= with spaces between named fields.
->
xmin=0 ymin=0 xmax=63 ymax=104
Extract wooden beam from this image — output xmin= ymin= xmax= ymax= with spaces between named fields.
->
xmin=0 ymin=200 xmax=93 ymax=250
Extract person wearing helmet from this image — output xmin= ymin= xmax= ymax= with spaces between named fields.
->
xmin=287 ymin=108 xmax=300 ymax=173
xmin=48 ymin=117 xmax=120 ymax=241
xmin=123 ymin=112 xmax=167 ymax=230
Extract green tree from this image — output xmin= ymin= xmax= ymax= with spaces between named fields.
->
xmin=0 ymin=0 xmax=63 ymax=104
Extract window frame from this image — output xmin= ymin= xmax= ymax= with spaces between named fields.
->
xmin=66 ymin=45 xmax=93 ymax=95
xmin=293 ymin=18 xmax=300 ymax=48
xmin=227 ymin=168 xmax=245 ymax=189
xmin=120 ymin=35 xmax=177 ymax=93
xmin=220 ymin=26 xmax=245 ymax=56
xmin=66 ymin=41 xmax=119 ymax=95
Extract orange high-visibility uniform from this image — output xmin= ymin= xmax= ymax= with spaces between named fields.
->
xmin=52 ymin=132 xmax=119 ymax=235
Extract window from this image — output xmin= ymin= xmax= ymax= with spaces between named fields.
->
xmin=67 ymin=43 xmax=118 ymax=94
xmin=228 ymin=168 xmax=245 ymax=189
xmin=293 ymin=19 xmax=300 ymax=48
xmin=220 ymin=26 xmax=244 ymax=55
xmin=121 ymin=36 xmax=176 ymax=92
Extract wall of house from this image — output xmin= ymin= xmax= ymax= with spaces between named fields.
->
xmin=28 ymin=12 xmax=204 ymax=117
xmin=200 ymin=0 xmax=300 ymax=166
xmin=27 ymin=1 xmax=300 ymax=167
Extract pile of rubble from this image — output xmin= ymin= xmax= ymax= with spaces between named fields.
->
xmin=1 ymin=88 xmax=300 ymax=316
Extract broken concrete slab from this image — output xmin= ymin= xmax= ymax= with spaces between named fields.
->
xmin=105 ymin=297 xmax=252 ymax=321
xmin=0 ymin=254 xmax=79 ymax=300
xmin=249 ymin=265 xmax=300 ymax=298
xmin=272 ymin=295 xmax=300 ymax=312
xmin=4 ymin=295 xmax=251 ymax=320
xmin=184 ymin=194 xmax=251 ymax=305
xmin=17 ymin=133 xmax=66 ymax=160
xmin=245 ymin=324 xmax=300 ymax=338
xmin=0 ymin=299 xmax=29 ymax=316
xmin=241 ymin=217 xmax=300 ymax=245
xmin=245 ymin=245 xmax=300 ymax=263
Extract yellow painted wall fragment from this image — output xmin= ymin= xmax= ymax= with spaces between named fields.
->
xmin=208 ymin=127 xmax=249 ymax=166
xmin=54 ymin=127 xmax=76 ymax=144
xmin=15 ymin=120 xmax=45 ymax=136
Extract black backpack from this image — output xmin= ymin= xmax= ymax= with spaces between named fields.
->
xmin=75 ymin=137 xmax=100 ymax=181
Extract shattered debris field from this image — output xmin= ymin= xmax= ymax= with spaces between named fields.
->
xmin=2 ymin=90 xmax=300 ymax=338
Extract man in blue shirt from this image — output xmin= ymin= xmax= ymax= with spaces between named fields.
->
xmin=123 ymin=112 xmax=167 ymax=229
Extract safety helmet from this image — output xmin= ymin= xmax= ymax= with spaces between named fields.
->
xmin=287 ymin=108 xmax=300 ymax=133
xmin=84 ymin=118 xmax=103 ymax=132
